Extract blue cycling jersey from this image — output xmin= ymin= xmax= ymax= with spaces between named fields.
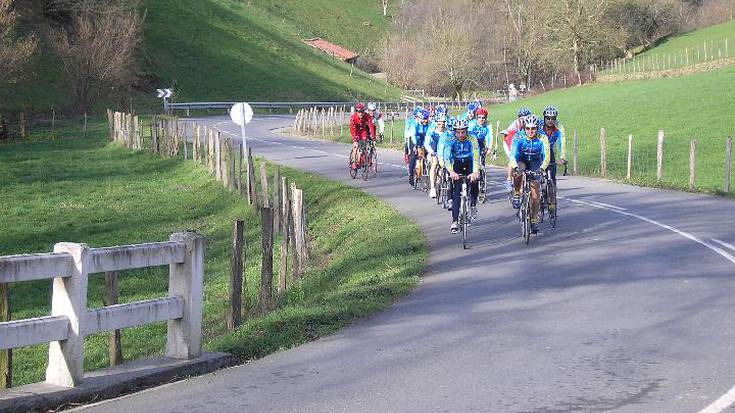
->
xmin=468 ymin=121 xmax=493 ymax=150
xmin=538 ymin=121 xmax=566 ymax=160
xmin=408 ymin=122 xmax=430 ymax=147
xmin=509 ymin=131 xmax=551 ymax=170
xmin=425 ymin=128 xmax=448 ymax=154
xmin=448 ymin=137 xmax=481 ymax=174
xmin=437 ymin=133 xmax=455 ymax=164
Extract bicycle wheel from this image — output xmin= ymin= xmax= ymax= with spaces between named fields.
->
xmin=462 ymin=194 xmax=469 ymax=249
xmin=523 ymin=191 xmax=532 ymax=244
xmin=548 ymin=179 xmax=557 ymax=228
xmin=349 ymin=160 xmax=357 ymax=179
xmin=362 ymin=152 xmax=369 ymax=181
xmin=478 ymin=169 xmax=487 ymax=204
xmin=370 ymin=149 xmax=378 ymax=176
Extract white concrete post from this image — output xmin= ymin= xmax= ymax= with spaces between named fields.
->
xmin=46 ymin=243 xmax=89 ymax=387
xmin=166 ymin=232 xmax=204 ymax=359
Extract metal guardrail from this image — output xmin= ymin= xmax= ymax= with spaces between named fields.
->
xmin=165 ymin=99 xmax=505 ymax=114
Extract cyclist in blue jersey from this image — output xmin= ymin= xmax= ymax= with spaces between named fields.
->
xmin=406 ymin=109 xmax=431 ymax=188
xmin=500 ymin=107 xmax=532 ymax=190
xmin=448 ymin=119 xmax=481 ymax=233
xmin=459 ymin=101 xmax=481 ymax=122
xmin=468 ymin=107 xmax=493 ymax=166
xmin=509 ymin=115 xmax=551 ymax=234
xmin=439 ymin=116 xmax=457 ymax=210
xmin=538 ymin=106 xmax=566 ymax=186
xmin=403 ymin=107 xmax=422 ymax=165
xmin=425 ymin=114 xmax=449 ymax=198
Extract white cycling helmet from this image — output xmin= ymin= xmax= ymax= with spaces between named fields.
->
xmin=524 ymin=115 xmax=539 ymax=128
xmin=367 ymin=102 xmax=377 ymax=111
xmin=435 ymin=114 xmax=447 ymax=123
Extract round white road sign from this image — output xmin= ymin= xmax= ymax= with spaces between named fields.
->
xmin=230 ymin=102 xmax=254 ymax=126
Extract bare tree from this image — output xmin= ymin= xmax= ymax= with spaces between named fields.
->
xmin=0 ymin=0 xmax=37 ymax=86
xmin=50 ymin=3 xmax=143 ymax=113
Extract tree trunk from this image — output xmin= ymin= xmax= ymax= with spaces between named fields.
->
xmin=573 ymin=38 xmax=582 ymax=86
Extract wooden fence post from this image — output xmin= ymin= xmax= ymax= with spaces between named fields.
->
xmin=229 ymin=140 xmax=237 ymax=191
xmin=258 ymin=207 xmax=274 ymax=313
xmin=626 ymin=134 xmax=633 ymax=180
xmin=656 ymin=130 xmax=665 ymax=182
xmin=272 ymin=167 xmax=281 ymax=233
xmin=182 ymin=122 xmax=188 ymax=159
xmin=279 ymin=177 xmax=290 ymax=294
xmin=259 ymin=162 xmax=270 ymax=208
xmin=689 ymin=139 xmax=697 ymax=190
xmin=0 ymin=282 xmax=10 ymax=389
xmin=103 ymin=271 xmax=123 ymax=366
xmin=247 ymin=147 xmax=256 ymax=206
xmin=227 ymin=220 xmax=244 ymax=331
xmin=292 ymin=187 xmax=307 ymax=278
xmin=290 ymin=184 xmax=302 ymax=280
xmin=193 ymin=124 xmax=200 ymax=162
xmin=599 ymin=128 xmax=607 ymax=177
xmin=215 ymin=132 xmax=222 ymax=181
xmin=724 ymin=136 xmax=733 ymax=192
xmin=237 ymin=142 xmax=244 ymax=194
xmin=572 ymin=130 xmax=579 ymax=175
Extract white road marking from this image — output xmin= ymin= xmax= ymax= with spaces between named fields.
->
xmin=560 ymin=196 xmax=735 ymax=267
xmin=587 ymin=200 xmax=627 ymax=211
xmin=711 ymin=239 xmax=735 ymax=253
xmin=698 ymin=388 xmax=735 ymax=413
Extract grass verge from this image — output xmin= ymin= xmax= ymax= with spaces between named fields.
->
xmin=0 ymin=122 xmax=425 ymax=385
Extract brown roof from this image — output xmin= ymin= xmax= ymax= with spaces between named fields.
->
xmin=303 ymin=38 xmax=359 ymax=61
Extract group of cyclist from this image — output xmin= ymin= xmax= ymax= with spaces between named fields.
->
xmin=348 ymin=99 xmax=567 ymax=235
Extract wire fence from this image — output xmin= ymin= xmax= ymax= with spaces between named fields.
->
xmin=598 ymin=37 xmax=733 ymax=79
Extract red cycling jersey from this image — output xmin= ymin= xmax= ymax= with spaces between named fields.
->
xmin=350 ymin=112 xmax=375 ymax=142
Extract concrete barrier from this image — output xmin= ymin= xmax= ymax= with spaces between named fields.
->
xmin=0 ymin=232 xmax=204 ymax=388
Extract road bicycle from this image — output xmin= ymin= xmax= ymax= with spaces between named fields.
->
xmin=349 ymin=141 xmax=369 ymax=180
xmin=414 ymin=148 xmax=429 ymax=192
xmin=516 ymin=169 xmax=544 ymax=245
xmin=539 ymin=162 xmax=567 ymax=229
xmin=440 ymin=167 xmax=451 ymax=209
xmin=456 ymin=175 xmax=471 ymax=249
xmin=365 ymin=139 xmax=378 ymax=179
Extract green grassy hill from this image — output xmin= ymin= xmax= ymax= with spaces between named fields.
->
xmin=4 ymin=0 xmax=400 ymax=113
xmin=489 ymin=65 xmax=735 ymax=193
xmin=602 ymin=20 xmax=735 ymax=75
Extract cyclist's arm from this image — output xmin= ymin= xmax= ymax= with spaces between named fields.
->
xmin=559 ymin=123 xmax=567 ymax=161
xmin=424 ymin=133 xmax=434 ymax=156
xmin=367 ymin=116 xmax=376 ymax=140
xmin=540 ymin=136 xmax=551 ymax=171
xmin=508 ymin=139 xmax=520 ymax=169
xmin=471 ymin=137 xmax=481 ymax=175
xmin=487 ymin=124 xmax=494 ymax=152
xmin=349 ymin=118 xmax=358 ymax=142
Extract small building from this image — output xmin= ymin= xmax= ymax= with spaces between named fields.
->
xmin=303 ymin=37 xmax=359 ymax=64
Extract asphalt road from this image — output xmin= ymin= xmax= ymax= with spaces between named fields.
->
xmin=76 ymin=115 xmax=735 ymax=413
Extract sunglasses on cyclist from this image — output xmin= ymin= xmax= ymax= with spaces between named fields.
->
xmin=544 ymin=116 xmax=556 ymax=120
xmin=476 ymin=116 xmax=486 ymax=119
xmin=525 ymin=127 xmax=537 ymax=130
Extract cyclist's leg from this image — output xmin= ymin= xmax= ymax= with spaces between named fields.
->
xmin=408 ymin=145 xmax=417 ymax=186
xmin=429 ymin=155 xmax=438 ymax=189
xmin=451 ymin=165 xmax=464 ymax=223
xmin=350 ymin=141 xmax=358 ymax=164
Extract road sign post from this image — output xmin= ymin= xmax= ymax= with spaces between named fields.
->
xmin=156 ymin=88 xmax=173 ymax=113
xmin=230 ymin=102 xmax=254 ymax=169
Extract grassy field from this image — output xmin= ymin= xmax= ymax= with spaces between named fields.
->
xmin=486 ymin=64 xmax=735 ymax=193
xmin=307 ymin=66 xmax=735 ymax=194
xmin=0 ymin=124 xmax=424 ymax=385
xmin=3 ymin=0 xmax=400 ymax=113
xmin=601 ymin=20 xmax=735 ymax=75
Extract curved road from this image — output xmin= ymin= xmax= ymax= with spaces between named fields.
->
xmin=77 ymin=115 xmax=735 ymax=413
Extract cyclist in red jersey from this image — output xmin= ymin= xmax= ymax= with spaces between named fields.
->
xmin=349 ymin=103 xmax=375 ymax=169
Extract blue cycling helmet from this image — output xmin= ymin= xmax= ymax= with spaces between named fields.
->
xmin=517 ymin=107 xmax=532 ymax=117
xmin=436 ymin=103 xmax=447 ymax=113
xmin=454 ymin=119 xmax=469 ymax=131
xmin=467 ymin=102 xmax=479 ymax=114
xmin=435 ymin=114 xmax=447 ymax=123
xmin=413 ymin=107 xmax=423 ymax=117
xmin=446 ymin=116 xmax=456 ymax=131
xmin=420 ymin=109 xmax=430 ymax=120
xmin=543 ymin=106 xmax=558 ymax=117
